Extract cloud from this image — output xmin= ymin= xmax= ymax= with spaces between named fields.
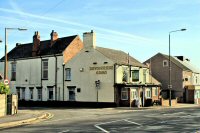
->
xmin=0 ymin=7 xmax=154 ymax=43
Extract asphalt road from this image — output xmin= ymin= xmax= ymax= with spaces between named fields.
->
xmin=1 ymin=107 xmax=200 ymax=133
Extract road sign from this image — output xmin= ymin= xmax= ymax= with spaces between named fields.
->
xmin=4 ymin=79 xmax=10 ymax=85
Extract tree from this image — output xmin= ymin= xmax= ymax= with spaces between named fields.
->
xmin=0 ymin=82 xmax=10 ymax=94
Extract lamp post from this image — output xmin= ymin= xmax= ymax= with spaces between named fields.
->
xmin=168 ymin=28 xmax=186 ymax=106
xmin=4 ymin=28 xmax=27 ymax=79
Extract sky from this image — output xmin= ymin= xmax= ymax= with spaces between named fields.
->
xmin=0 ymin=0 xmax=200 ymax=67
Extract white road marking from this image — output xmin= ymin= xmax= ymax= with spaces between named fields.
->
xmin=94 ymin=119 xmax=125 ymax=133
xmin=163 ymin=112 xmax=185 ymax=115
xmin=123 ymin=119 xmax=142 ymax=126
xmin=94 ymin=119 xmax=142 ymax=132
xmin=94 ymin=125 xmax=110 ymax=133
xmin=57 ymin=130 xmax=70 ymax=133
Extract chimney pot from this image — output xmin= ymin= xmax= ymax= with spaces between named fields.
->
xmin=50 ymin=30 xmax=58 ymax=46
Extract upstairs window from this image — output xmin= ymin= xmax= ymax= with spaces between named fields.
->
xmin=163 ymin=60 xmax=168 ymax=67
xmin=11 ymin=63 xmax=16 ymax=81
xmin=65 ymin=68 xmax=71 ymax=81
xmin=132 ymin=70 xmax=139 ymax=82
xmin=42 ymin=59 xmax=48 ymax=79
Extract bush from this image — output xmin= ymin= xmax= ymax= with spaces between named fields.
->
xmin=0 ymin=82 xmax=10 ymax=94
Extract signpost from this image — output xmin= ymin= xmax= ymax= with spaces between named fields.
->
xmin=95 ymin=80 xmax=100 ymax=103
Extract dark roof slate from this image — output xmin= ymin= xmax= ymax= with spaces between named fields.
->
xmin=1 ymin=35 xmax=77 ymax=60
xmin=96 ymin=47 xmax=146 ymax=67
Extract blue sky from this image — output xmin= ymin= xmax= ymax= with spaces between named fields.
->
xmin=0 ymin=0 xmax=200 ymax=67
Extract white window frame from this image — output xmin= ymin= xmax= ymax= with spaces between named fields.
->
xmin=121 ymin=88 xmax=128 ymax=100
xmin=196 ymin=90 xmax=200 ymax=99
xmin=131 ymin=89 xmax=138 ymax=100
xmin=132 ymin=70 xmax=139 ymax=82
xmin=65 ymin=68 xmax=71 ymax=81
xmin=154 ymin=87 xmax=158 ymax=96
xmin=37 ymin=88 xmax=42 ymax=101
xmin=29 ymin=87 xmax=34 ymax=100
xmin=42 ymin=60 xmax=48 ymax=79
xmin=48 ymin=87 xmax=54 ymax=100
xmin=163 ymin=60 xmax=168 ymax=67
xmin=146 ymin=88 xmax=151 ymax=98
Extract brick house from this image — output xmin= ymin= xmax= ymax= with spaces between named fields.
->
xmin=144 ymin=53 xmax=200 ymax=103
xmin=0 ymin=30 xmax=83 ymax=102
xmin=0 ymin=30 xmax=161 ymax=107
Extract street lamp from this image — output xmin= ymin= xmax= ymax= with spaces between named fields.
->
xmin=168 ymin=28 xmax=186 ymax=106
xmin=4 ymin=28 xmax=27 ymax=79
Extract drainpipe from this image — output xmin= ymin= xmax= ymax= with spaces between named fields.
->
xmin=54 ymin=55 xmax=57 ymax=101
xmin=62 ymin=63 xmax=65 ymax=101
xmin=40 ymin=56 xmax=43 ymax=101
xmin=40 ymin=56 xmax=42 ymax=88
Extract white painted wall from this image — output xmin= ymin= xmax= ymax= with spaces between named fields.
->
xmin=64 ymin=48 xmax=115 ymax=102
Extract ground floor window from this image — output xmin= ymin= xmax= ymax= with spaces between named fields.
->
xmin=48 ymin=87 xmax=54 ymax=100
xmin=146 ymin=88 xmax=151 ymax=98
xmin=153 ymin=87 xmax=158 ymax=96
xmin=131 ymin=88 xmax=138 ymax=100
xmin=195 ymin=90 xmax=200 ymax=98
xmin=37 ymin=88 xmax=42 ymax=101
xmin=21 ymin=87 xmax=25 ymax=100
xmin=68 ymin=87 xmax=75 ymax=101
xmin=29 ymin=87 xmax=34 ymax=100
xmin=121 ymin=88 xmax=128 ymax=100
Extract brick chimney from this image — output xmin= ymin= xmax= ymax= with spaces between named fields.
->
xmin=50 ymin=30 xmax=58 ymax=46
xmin=83 ymin=30 xmax=96 ymax=50
xmin=32 ymin=31 xmax=40 ymax=56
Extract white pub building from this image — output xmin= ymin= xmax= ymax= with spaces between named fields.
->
xmin=0 ymin=30 xmax=161 ymax=107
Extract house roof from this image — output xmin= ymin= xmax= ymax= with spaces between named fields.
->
xmin=96 ymin=47 xmax=147 ymax=67
xmin=160 ymin=53 xmax=191 ymax=71
xmin=174 ymin=57 xmax=200 ymax=73
xmin=1 ymin=35 xmax=77 ymax=60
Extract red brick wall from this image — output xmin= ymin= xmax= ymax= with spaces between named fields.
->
xmin=161 ymin=98 xmax=177 ymax=106
xmin=63 ymin=36 xmax=83 ymax=64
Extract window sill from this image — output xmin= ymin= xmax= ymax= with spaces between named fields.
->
xmin=121 ymin=99 xmax=128 ymax=100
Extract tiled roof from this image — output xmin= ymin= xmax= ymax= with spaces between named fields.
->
xmin=96 ymin=47 xmax=147 ymax=67
xmin=1 ymin=35 xmax=77 ymax=60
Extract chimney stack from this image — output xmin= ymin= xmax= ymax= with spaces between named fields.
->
xmin=50 ymin=30 xmax=58 ymax=46
xmin=32 ymin=31 xmax=40 ymax=56
xmin=83 ymin=30 xmax=96 ymax=50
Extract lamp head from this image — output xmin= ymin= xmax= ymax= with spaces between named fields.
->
xmin=18 ymin=28 xmax=27 ymax=31
xmin=181 ymin=28 xmax=186 ymax=31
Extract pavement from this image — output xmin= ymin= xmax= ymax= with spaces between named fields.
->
xmin=0 ymin=108 xmax=53 ymax=129
xmin=0 ymin=103 xmax=199 ymax=130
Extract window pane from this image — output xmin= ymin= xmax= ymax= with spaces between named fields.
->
xmin=132 ymin=70 xmax=139 ymax=82
xmin=11 ymin=63 xmax=16 ymax=81
xmin=66 ymin=68 xmax=71 ymax=80
xmin=42 ymin=60 xmax=48 ymax=79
